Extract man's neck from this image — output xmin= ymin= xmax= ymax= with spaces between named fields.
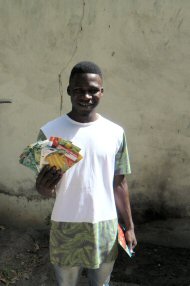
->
xmin=67 ymin=110 xmax=99 ymax=123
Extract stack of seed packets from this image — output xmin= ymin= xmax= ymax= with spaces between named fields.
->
xmin=19 ymin=136 xmax=83 ymax=174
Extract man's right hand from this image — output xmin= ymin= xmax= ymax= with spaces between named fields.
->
xmin=36 ymin=165 xmax=63 ymax=198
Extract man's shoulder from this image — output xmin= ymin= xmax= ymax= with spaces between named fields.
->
xmin=100 ymin=115 xmax=124 ymax=133
xmin=41 ymin=114 xmax=67 ymax=130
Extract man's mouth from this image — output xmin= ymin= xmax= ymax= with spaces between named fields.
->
xmin=78 ymin=102 xmax=93 ymax=107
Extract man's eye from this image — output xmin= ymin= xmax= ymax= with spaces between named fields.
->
xmin=88 ymin=88 xmax=100 ymax=95
xmin=73 ymin=88 xmax=100 ymax=95
xmin=74 ymin=89 xmax=83 ymax=94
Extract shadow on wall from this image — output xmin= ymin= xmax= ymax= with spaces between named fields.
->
xmin=131 ymin=187 xmax=189 ymax=224
xmin=130 ymin=147 xmax=190 ymax=223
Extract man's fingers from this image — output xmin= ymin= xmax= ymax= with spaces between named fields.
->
xmin=36 ymin=165 xmax=63 ymax=198
xmin=39 ymin=164 xmax=51 ymax=176
xmin=132 ymin=239 xmax=137 ymax=249
xmin=36 ymin=165 xmax=50 ymax=184
xmin=128 ymin=242 xmax=133 ymax=252
xmin=47 ymin=172 xmax=63 ymax=189
xmin=125 ymin=229 xmax=137 ymax=252
xmin=36 ymin=165 xmax=62 ymax=189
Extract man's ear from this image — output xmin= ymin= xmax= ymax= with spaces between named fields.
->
xmin=67 ymin=86 xmax=71 ymax=96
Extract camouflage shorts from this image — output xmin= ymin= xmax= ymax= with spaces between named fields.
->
xmin=50 ymin=219 xmax=118 ymax=269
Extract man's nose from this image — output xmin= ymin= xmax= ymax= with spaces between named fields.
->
xmin=82 ymin=92 xmax=92 ymax=99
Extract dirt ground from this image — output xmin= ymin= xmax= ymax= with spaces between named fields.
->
xmin=0 ymin=224 xmax=190 ymax=286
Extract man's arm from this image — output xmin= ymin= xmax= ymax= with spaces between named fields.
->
xmin=114 ymin=174 xmax=137 ymax=251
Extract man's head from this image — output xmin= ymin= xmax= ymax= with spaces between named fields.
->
xmin=67 ymin=61 xmax=104 ymax=119
xmin=69 ymin=61 xmax=103 ymax=83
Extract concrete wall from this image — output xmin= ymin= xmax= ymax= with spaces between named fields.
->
xmin=0 ymin=0 xmax=189 ymax=226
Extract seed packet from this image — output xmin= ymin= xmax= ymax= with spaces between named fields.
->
xmin=118 ymin=224 xmax=135 ymax=258
xmin=19 ymin=140 xmax=49 ymax=173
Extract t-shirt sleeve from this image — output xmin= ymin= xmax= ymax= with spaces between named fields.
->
xmin=37 ymin=129 xmax=47 ymax=141
xmin=114 ymin=132 xmax=131 ymax=175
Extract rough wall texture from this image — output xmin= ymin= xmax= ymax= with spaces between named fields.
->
xmin=0 ymin=0 xmax=189 ymax=226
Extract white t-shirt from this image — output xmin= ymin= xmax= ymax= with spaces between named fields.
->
xmin=41 ymin=114 xmax=130 ymax=223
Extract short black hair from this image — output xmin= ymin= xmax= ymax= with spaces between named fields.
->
xmin=69 ymin=61 xmax=102 ymax=82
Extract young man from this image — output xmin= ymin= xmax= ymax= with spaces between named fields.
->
xmin=36 ymin=61 xmax=137 ymax=286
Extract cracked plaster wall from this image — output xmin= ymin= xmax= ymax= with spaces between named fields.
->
xmin=0 ymin=0 xmax=190 ymax=226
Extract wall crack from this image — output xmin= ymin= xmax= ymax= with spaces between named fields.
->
xmin=58 ymin=0 xmax=85 ymax=115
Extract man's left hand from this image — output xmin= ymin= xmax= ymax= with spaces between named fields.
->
xmin=125 ymin=229 xmax=137 ymax=253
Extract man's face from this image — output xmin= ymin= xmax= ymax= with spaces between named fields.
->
xmin=68 ymin=73 xmax=103 ymax=115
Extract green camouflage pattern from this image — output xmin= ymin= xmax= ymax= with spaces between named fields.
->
xmin=37 ymin=130 xmax=47 ymax=141
xmin=50 ymin=219 xmax=118 ymax=269
xmin=114 ymin=133 xmax=131 ymax=175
